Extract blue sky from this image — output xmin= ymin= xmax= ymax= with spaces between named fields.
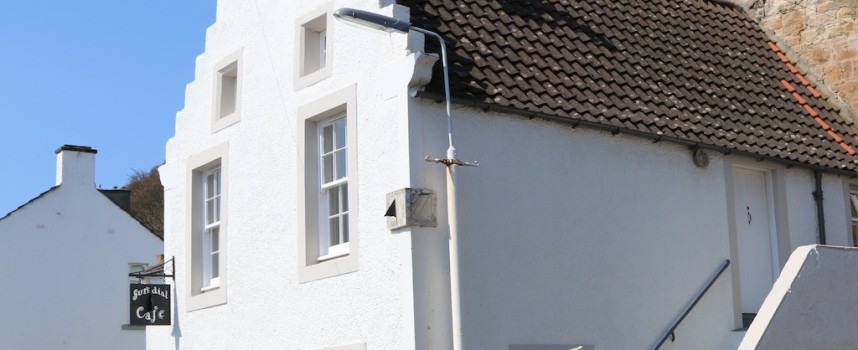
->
xmin=0 ymin=1 xmax=215 ymax=215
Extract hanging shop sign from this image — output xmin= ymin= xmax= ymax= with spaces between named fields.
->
xmin=129 ymin=284 xmax=171 ymax=325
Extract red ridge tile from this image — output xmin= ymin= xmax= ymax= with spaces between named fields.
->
xmin=813 ymin=115 xmax=828 ymax=129
xmin=785 ymin=63 xmax=798 ymax=73
xmin=827 ymin=130 xmax=843 ymax=143
xmin=807 ymin=86 xmax=822 ymax=98
xmin=780 ymin=80 xmax=796 ymax=93
xmin=767 ymin=41 xmax=780 ymax=52
xmin=791 ymin=92 xmax=807 ymax=106
xmin=796 ymin=74 xmax=811 ymax=86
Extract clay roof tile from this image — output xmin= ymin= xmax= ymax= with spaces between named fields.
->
xmin=399 ymin=0 xmax=858 ymax=172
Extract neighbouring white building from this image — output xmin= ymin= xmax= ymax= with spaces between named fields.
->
xmin=148 ymin=0 xmax=858 ymax=349
xmin=0 ymin=145 xmax=163 ymax=349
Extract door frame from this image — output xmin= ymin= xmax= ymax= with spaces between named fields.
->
xmin=725 ymin=160 xmax=789 ymax=328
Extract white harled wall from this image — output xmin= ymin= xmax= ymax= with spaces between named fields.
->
xmin=407 ymin=97 xmax=856 ymax=349
xmin=0 ymin=150 xmax=162 ymax=350
xmin=408 ymin=102 xmax=734 ymax=349
xmin=150 ymin=1 xmax=422 ymax=349
xmin=150 ymin=0 xmax=858 ymax=348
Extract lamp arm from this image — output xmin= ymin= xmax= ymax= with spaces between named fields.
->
xmin=411 ymin=26 xmax=455 ymax=157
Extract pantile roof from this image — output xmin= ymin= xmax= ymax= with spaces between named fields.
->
xmin=398 ymin=0 xmax=858 ymax=172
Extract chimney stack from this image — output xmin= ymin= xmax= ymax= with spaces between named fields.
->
xmin=55 ymin=145 xmax=97 ymax=187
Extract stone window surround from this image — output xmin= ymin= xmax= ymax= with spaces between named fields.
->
xmin=297 ymin=84 xmax=359 ymax=283
xmin=212 ymin=49 xmax=243 ymax=133
xmin=185 ymin=142 xmax=229 ymax=311
xmin=294 ymin=4 xmax=333 ymax=90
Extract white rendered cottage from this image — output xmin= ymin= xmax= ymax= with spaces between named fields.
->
xmin=0 ymin=145 xmax=163 ymax=349
xmin=149 ymin=0 xmax=858 ymax=349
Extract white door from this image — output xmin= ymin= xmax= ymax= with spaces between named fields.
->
xmin=733 ymin=167 xmax=778 ymax=314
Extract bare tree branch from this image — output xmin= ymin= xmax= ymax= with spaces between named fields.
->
xmin=126 ymin=166 xmax=164 ymax=239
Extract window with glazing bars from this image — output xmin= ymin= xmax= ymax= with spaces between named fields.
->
xmin=202 ymin=168 xmax=221 ymax=288
xmin=319 ymin=116 xmax=348 ymax=259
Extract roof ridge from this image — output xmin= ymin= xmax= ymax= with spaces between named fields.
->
xmin=755 ymin=25 xmax=856 ymax=124
xmin=0 ymin=186 xmax=59 ymax=221
xmin=769 ymin=41 xmax=856 ymax=155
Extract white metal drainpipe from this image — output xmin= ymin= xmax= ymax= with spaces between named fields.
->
xmin=411 ymin=27 xmax=464 ymax=350
xmin=409 ymin=27 xmax=479 ymax=350
xmin=334 ymin=9 xmax=478 ymax=349
xmin=446 ymin=153 xmax=463 ymax=350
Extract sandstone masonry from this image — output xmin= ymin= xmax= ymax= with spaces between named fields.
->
xmin=734 ymin=0 xmax=858 ymax=121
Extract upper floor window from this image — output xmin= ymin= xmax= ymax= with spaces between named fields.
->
xmin=319 ymin=116 xmax=349 ymax=260
xmin=295 ymin=6 xmax=333 ymax=89
xmin=186 ymin=142 xmax=229 ymax=310
xmin=217 ymin=64 xmax=238 ymax=119
xmin=202 ymin=168 xmax=221 ymax=289
xmin=319 ymin=30 xmax=327 ymax=69
xmin=212 ymin=49 xmax=243 ymax=132
xmin=297 ymin=85 xmax=358 ymax=283
xmin=303 ymin=22 xmax=327 ymax=75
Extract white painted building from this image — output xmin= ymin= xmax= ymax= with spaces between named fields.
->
xmin=149 ymin=1 xmax=858 ymax=349
xmin=741 ymin=245 xmax=858 ymax=349
xmin=0 ymin=145 xmax=163 ymax=349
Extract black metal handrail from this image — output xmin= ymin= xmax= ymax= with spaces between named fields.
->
xmin=652 ymin=259 xmax=731 ymax=350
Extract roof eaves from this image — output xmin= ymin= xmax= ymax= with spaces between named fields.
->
xmin=414 ymin=90 xmax=858 ymax=176
xmin=97 ymin=190 xmax=163 ymax=241
xmin=0 ymin=186 xmax=60 ymax=221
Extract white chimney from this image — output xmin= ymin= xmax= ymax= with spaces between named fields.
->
xmin=55 ymin=145 xmax=97 ymax=187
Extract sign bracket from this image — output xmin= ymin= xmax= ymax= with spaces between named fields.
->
xmin=128 ymin=256 xmax=175 ymax=281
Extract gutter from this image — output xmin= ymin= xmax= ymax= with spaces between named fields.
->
xmin=413 ymin=90 xmax=858 ymax=178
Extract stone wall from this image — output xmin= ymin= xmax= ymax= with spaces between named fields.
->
xmin=733 ymin=0 xmax=858 ymax=120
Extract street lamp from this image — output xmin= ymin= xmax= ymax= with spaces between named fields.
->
xmin=334 ymin=8 xmax=456 ymax=160
xmin=334 ymin=8 xmax=475 ymax=350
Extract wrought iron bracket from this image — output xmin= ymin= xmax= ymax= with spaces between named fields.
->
xmin=424 ymin=155 xmax=479 ymax=167
xmin=128 ymin=257 xmax=175 ymax=281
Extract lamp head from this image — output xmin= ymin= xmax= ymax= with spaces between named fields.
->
xmin=333 ymin=8 xmax=412 ymax=33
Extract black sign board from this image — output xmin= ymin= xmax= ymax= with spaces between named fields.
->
xmin=129 ymin=284 xmax=171 ymax=326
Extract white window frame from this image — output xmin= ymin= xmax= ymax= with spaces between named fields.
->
xmin=319 ymin=30 xmax=327 ymax=70
xmin=297 ymin=85 xmax=358 ymax=283
xmin=295 ymin=5 xmax=333 ymax=89
xmin=317 ymin=116 xmax=349 ymax=261
xmin=217 ymin=65 xmax=238 ymax=118
xmin=186 ymin=142 xmax=229 ymax=310
xmin=201 ymin=168 xmax=221 ymax=289
xmin=212 ymin=49 xmax=243 ymax=132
